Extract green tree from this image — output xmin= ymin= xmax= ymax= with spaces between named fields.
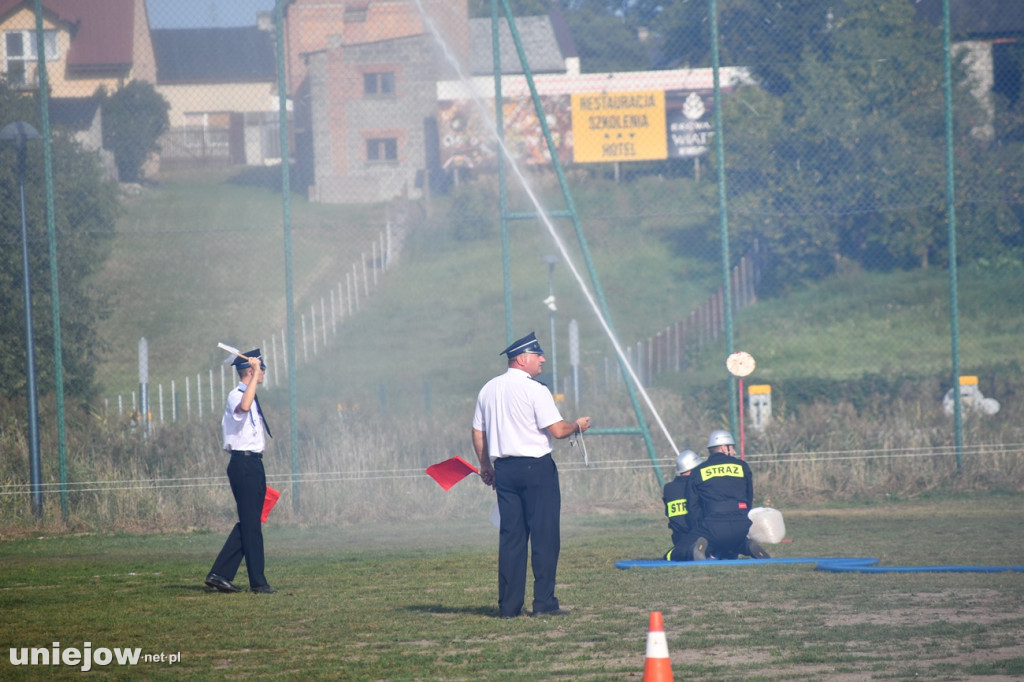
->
xmin=562 ymin=1 xmax=652 ymax=72
xmin=711 ymin=0 xmax=1003 ymax=292
xmin=101 ymin=80 xmax=169 ymax=183
xmin=658 ymin=0 xmax=832 ymax=87
xmin=469 ymin=0 xmax=652 ymax=72
xmin=0 ymin=81 xmax=119 ymax=402
xmin=959 ymin=42 xmax=1024 ymax=261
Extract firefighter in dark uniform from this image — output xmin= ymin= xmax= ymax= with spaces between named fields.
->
xmin=662 ymin=449 xmax=703 ymax=561
xmin=684 ymin=430 xmax=770 ymax=560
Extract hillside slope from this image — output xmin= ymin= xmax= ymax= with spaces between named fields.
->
xmin=92 ymin=168 xmax=1023 ymax=419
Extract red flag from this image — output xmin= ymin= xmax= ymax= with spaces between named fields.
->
xmin=425 ymin=456 xmax=479 ymax=491
xmin=262 ymin=487 xmax=281 ymax=522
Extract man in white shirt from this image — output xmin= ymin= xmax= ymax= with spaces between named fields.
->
xmin=205 ymin=349 xmax=276 ymax=594
xmin=473 ymin=332 xmax=591 ymax=618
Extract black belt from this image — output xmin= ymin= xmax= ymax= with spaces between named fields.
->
xmin=231 ymin=450 xmax=263 ymax=459
xmin=495 ymin=453 xmax=551 ymax=461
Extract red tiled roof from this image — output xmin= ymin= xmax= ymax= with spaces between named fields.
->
xmin=0 ymin=0 xmax=136 ymax=71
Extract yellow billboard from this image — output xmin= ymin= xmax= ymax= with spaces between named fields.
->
xmin=571 ymin=90 xmax=667 ymax=163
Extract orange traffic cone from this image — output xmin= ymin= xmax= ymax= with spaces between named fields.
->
xmin=643 ymin=611 xmax=673 ymax=681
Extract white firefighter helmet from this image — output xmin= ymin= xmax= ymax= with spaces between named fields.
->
xmin=675 ymin=449 xmax=702 ymax=475
xmin=707 ymin=429 xmax=736 ymax=449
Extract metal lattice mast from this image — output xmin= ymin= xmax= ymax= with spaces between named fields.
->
xmin=491 ymin=0 xmax=666 ymax=486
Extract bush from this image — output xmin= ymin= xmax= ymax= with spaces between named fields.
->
xmin=101 ymin=81 xmax=170 ymax=182
xmin=3 ymin=390 xmax=1022 ymax=534
xmin=447 ymin=178 xmax=500 ymax=242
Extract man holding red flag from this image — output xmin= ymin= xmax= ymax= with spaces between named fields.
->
xmin=205 ymin=349 xmax=276 ymax=595
xmin=472 ymin=332 xmax=591 ymax=619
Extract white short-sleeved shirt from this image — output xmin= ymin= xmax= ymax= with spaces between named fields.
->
xmin=222 ymin=383 xmax=266 ymax=453
xmin=473 ymin=368 xmax=564 ymax=459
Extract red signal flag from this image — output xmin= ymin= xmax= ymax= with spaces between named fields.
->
xmin=262 ymin=487 xmax=281 ymax=522
xmin=425 ymin=456 xmax=479 ymax=491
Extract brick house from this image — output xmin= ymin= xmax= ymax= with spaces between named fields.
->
xmin=282 ymin=0 xmax=577 ymax=204
xmin=284 ymin=0 xmax=470 ymax=204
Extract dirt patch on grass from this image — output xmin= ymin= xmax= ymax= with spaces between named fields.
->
xmin=823 ymin=588 xmax=1023 ymax=627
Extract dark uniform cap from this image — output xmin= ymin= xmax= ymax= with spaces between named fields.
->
xmin=500 ymin=332 xmax=545 ymax=358
xmin=232 ymin=348 xmax=266 ymax=371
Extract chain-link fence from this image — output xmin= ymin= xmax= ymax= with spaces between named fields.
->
xmin=2 ymin=0 xmax=1023 ymax=524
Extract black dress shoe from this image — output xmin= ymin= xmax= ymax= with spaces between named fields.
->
xmin=204 ymin=573 xmax=241 ymax=593
xmin=251 ymin=585 xmax=277 ymax=594
xmin=529 ymin=607 xmax=570 ymax=617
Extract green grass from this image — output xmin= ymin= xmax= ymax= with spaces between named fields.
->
xmin=93 ymin=167 xmax=391 ymax=392
xmin=13 ymin=167 xmax=1024 ymax=678
xmin=732 ymin=264 xmax=1024 ymax=382
xmin=91 ymin=166 xmax=727 ymax=412
xmin=2 ymin=495 xmax=1023 ymax=679
xmin=91 ymin=166 xmax=1024 ymax=416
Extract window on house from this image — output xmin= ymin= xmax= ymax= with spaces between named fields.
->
xmin=366 ymin=138 xmax=397 ymax=162
xmin=344 ymin=7 xmax=367 ymax=22
xmin=4 ymin=32 xmax=26 ymax=85
xmin=183 ymin=112 xmax=230 ymax=149
xmin=363 ymin=72 xmax=394 ymax=96
xmin=4 ymin=30 xmax=58 ymax=87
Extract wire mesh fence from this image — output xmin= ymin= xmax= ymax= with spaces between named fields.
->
xmin=2 ymin=0 xmax=1023 ymax=523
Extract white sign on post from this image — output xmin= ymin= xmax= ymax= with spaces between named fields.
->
xmin=138 ymin=336 xmax=148 ymax=384
xmin=138 ymin=337 xmax=149 ymax=435
xmin=748 ymin=385 xmax=772 ymax=430
xmin=569 ymin=319 xmax=579 ymax=366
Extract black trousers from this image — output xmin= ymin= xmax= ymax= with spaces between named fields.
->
xmin=665 ymin=530 xmax=702 ymax=561
xmin=699 ymin=516 xmax=752 ymax=558
xmin=494 ymin=454 xmax=561 ymax=617
xmin=666 ymin=517 xmax=752 ymax=561
xmin=210 ymin=452 xmax=268 ymax=588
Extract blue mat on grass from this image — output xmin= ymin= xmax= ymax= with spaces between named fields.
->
xmin=615 ymin=557 xmax=1024 ymax=573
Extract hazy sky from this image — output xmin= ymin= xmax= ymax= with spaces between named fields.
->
xmin=146 ymin=0 xmax=276 ymax=29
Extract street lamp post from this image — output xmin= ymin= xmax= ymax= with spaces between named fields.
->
xmin=542 ymin=254 xmax=558 ymax=395
xmin=2 ymin=121 xmax=43 ymax=518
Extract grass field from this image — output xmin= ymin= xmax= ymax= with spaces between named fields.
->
xmin=93 ymin=167 xmax=392 ymax=392
xmin=3 ymin=495 xmax=1023 ymax=680
xmin=9 ymin=170 xmax=1021 ymax=680
xmin=89 ymin=167 xmax=1024 ymax=418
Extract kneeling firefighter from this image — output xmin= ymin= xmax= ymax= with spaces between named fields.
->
xmin=662 ymin=449 xmax=703 ymax=561
xmin=682 ymin=430 xmax=770 ymax=561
